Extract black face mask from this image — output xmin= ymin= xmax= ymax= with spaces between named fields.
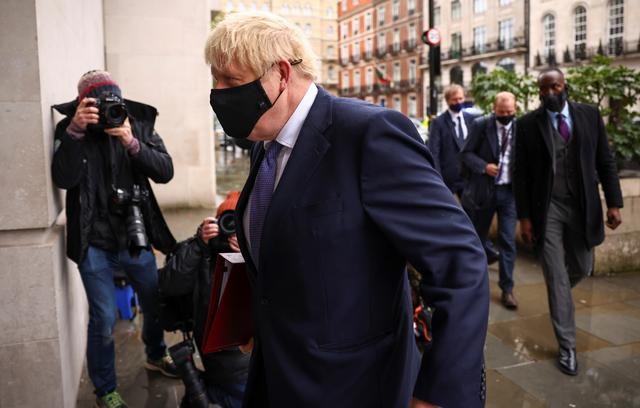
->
xmin=496 ymin=115 xmax=515 ymax=126
xmin=449 ymin=102 xmax=463 ymax=113
xmin=540 ymin=89 xmax=567 ymax=113
xmin=210 ymin=78 xmax=280 ymax=139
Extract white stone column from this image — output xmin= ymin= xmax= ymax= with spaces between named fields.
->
xmin=104 ymin=0 xmax=217 ymax=208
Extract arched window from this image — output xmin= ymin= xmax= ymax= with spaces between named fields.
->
xmin=574 ymin=6 xmax=587 ymax=59
xmin=608 ymin=0 xmax=624 ymax=55
xmin=471 ymin=62 xmax=488 ymax=78
xmin=450 ymin=66 xmax=463 ymax=85
xmin=497 ymin=58 xmax=516 ymax=72
xmin=543 ymin=13 xmax=556 ymax=64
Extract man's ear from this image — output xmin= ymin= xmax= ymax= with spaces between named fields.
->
xmin=276 ymin=60 xmax=292 ymax=88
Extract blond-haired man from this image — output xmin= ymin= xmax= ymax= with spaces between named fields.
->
xmin=205 ymin=12 xmax=488 ymax=408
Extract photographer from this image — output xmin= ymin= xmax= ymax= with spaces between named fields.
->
xmin=159 ymin=191 xmax=250 ymax=408
xmin=51 ymin=70 xmax=177 ymax=408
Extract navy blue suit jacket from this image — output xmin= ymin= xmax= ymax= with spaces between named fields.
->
xmin=460 ymin=114 xmax=516 ymax=209
xmin=236 ymin=87 xmax=489 ymax=408
xmin=428 ymin=110 xmax=477 ymax=194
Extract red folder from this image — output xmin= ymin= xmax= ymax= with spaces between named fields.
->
xmin=201 ymin=252 xmax=254 ymax=354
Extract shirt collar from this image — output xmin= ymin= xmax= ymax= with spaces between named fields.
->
xmin=448 ymin=110 xmax=462 ymax=120
xmin=546 ymin=102 xmax=570 ymax=120
xmin=265 ymin=82 xmax=318 ymax=150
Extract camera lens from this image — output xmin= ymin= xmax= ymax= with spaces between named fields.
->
xmin=105 ymin=104 xmax=127 ymax=127
xmin=217 ymin=211 xmax=236 ymax=235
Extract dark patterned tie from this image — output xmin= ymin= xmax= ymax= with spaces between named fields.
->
xmin=249 ymin=141 xmax=283 ymax=264
xmin=557 ymin=113 xmax=570 ymax=142
xmin=457 ymin=116 xmax=464 ymax=142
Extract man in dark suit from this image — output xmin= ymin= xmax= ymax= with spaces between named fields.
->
xmin=428 ymin=84 xmax=477 ymax=197
xmin=205 ymin=11 xmax=489 ymax=408
xmin=514 ymin=68 xmax=623 ymax=376
xmin=461 ymin=92 xmax=518 ymax=310
xmin=429 ymin=84 xmax=499 ymax=264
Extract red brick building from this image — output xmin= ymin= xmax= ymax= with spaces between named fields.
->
xmin=338 ymin=0 xmax=424 ymax=119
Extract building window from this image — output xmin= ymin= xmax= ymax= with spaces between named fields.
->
xmin=326 ymin=7 xmax=334 ymax=17
xmin=497 ymin=58 xmax=515 ymax=72
xmin=327 ymin=25 xmax=334 ymax=37
xmin=393 ymin=28 xmax=400 ymax=52
xmin=292 ymin=4 xmax=300 ymax=14
xmin=608 ymin=0 xmax=624 ymax=55
xmin=451 ymin=32 xmax=462 ymax=58
xmin=472 ymin=62 xmax=488 ymax=78
xmin=341 ymin=44 xmax=349 ymax=65
xmin=409 ymin=95 xmax=417 ymax=117
xmin=378 ymin=6 xmax=385 ymax=26
xmin=352 ymin=17 xmax=359 ymax=36
xmin=328 ymin=65 xmax=335 ymax=80
xmin=543 ymin=13 xmax=556 ymax=63
xmin=473 ymin=26 xmax=486 ymax=54
xmin=409 ymin=59 xmax=417 ymax=85
xmin=392 ymin=0 xmax=400 ymax=20
xmin=353 ymin=41 xmax=360 ymax=62
xmin=474 ymin=0 xmax=486 ymax=14
xmin=499 ymin=0 xmax=512 ymax=5
xmin=341 ymin=0 xmax=346 ymax=12
xmin=341 ymin=22 xmax=348 ymax=40
xmin=574 ymin=6 xmax=587 ymax=59
xmin=378 ymin=32 xmax=386 ymax=54
xmin=393 ymin=62 xmax=401 ymax=82
xmin=327 ymin=45 xmax=335 ymax=58
xmin=354 ymin=69 xmax=361 ymax=93
xmin=408 ymin=0 xmax=416 ymax=14
xmin=342 ymin=72 xmax=349 ymax=92
xmin=366 ymin=67 xmax=373 ymax=91
xmin=409 ymin=23 xmax=416 ymax=48
xmin=304 ymin=23 xmax=312 ymax=36
xmin=393 ymin=95 xmax=401 ymax=111
xmin=366 ymin=37 xmax=373 ymax=58
xmin=434 ymin=7 xmax=441 ymax=26
xmin=450 ymin=66 xmax=463 ymax=85
xmin=451 ymin=0 xmax=461 ymax=21
xmin=365 ymin=12 xmax=372 ymax=31
xmin=499 ymin=18 xmax=513 ymax=49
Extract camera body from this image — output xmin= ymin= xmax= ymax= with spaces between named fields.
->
xmin=110 ymin=184 xmax=149 ymax=257
xmin=94 ymin=91 xmax=127 ymax=129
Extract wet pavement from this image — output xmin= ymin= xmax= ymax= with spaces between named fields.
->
xmin=77 ymin=145 xmax=640 ymax=407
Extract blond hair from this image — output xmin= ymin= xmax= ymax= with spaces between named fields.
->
xmin=204 ymin=11 xmax=317 ymax=80
xmin=494 ymin=91 xmax=516 ymax=106
xmin=443 ymin=84 xmax=464 ymax=100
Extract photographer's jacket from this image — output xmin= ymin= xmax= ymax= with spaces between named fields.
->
xmin=52 ymin=99 xmax=176 ymax=263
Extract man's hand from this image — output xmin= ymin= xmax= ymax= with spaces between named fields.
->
xmin=606 ymin=207 xmax=622 ymax=230
xmin=410 ymin=397 xmax=440 ymax=408
xmin=104 ymin=117 xmax=134 ymax=146
xmin=519 ymin=218 xmax=535 ymax=244
xmin=71 ymin=97 xmax=99 ymax=130
xmin=239 ymin=337 xmax=254 ymax=354
xmin=485 ymin=163 xmax=499 ymax=178
xmin=199 ymin=216 xmax=219 ymax=244
xmin=228 ymin=234 xmax=240 ymax=252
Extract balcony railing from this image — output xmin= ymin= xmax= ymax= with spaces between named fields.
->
xmin=533 ymin=38 xmax=639 ymax=67
xmin=442 ymin=36 xmax=526 ymax=61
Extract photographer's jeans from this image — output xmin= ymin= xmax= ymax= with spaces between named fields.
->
xmin=79 ymin=245 xmax=167 ymax=396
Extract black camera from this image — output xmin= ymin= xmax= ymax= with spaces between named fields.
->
xmin=110 ymin=184 xmax=149 ymax=257
xmin=169 ymin=339 xmax=209 ymax=408
xmin=217 ymin=210 xmax=236 ymax=237
xmin=94 ymin=91 xmax=127 ymax=129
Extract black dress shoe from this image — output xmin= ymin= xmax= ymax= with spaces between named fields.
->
xmin=557 ymin=347 xmax=578 ymax=376
xmin=501 ymin=291 xmax=518 ymax=310
xmin=485 ymin=244 xmax=500 ymax=265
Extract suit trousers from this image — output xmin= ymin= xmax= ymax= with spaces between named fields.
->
xmin=467 ymin=185 xmax=517 ymax=292
xmin=541 ymin=198 xmax=593 ymax=350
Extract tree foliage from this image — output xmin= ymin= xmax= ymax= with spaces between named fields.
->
xmin=566 ymin=56 xmax=640 ymax=163
xmin=470 ymin=68 xmax=537 ymax=114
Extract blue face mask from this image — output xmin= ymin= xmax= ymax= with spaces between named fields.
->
xmin=449 ymin=103 xmax=463 ymax=113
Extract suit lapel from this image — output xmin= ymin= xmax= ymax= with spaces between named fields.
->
xmin=535 ymin=108 xmax=553 ymax=158
xmin=486 ymin=115 xmax=498 ymax=160
xmin=262 ymin=89 xmax=332 ymax=245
